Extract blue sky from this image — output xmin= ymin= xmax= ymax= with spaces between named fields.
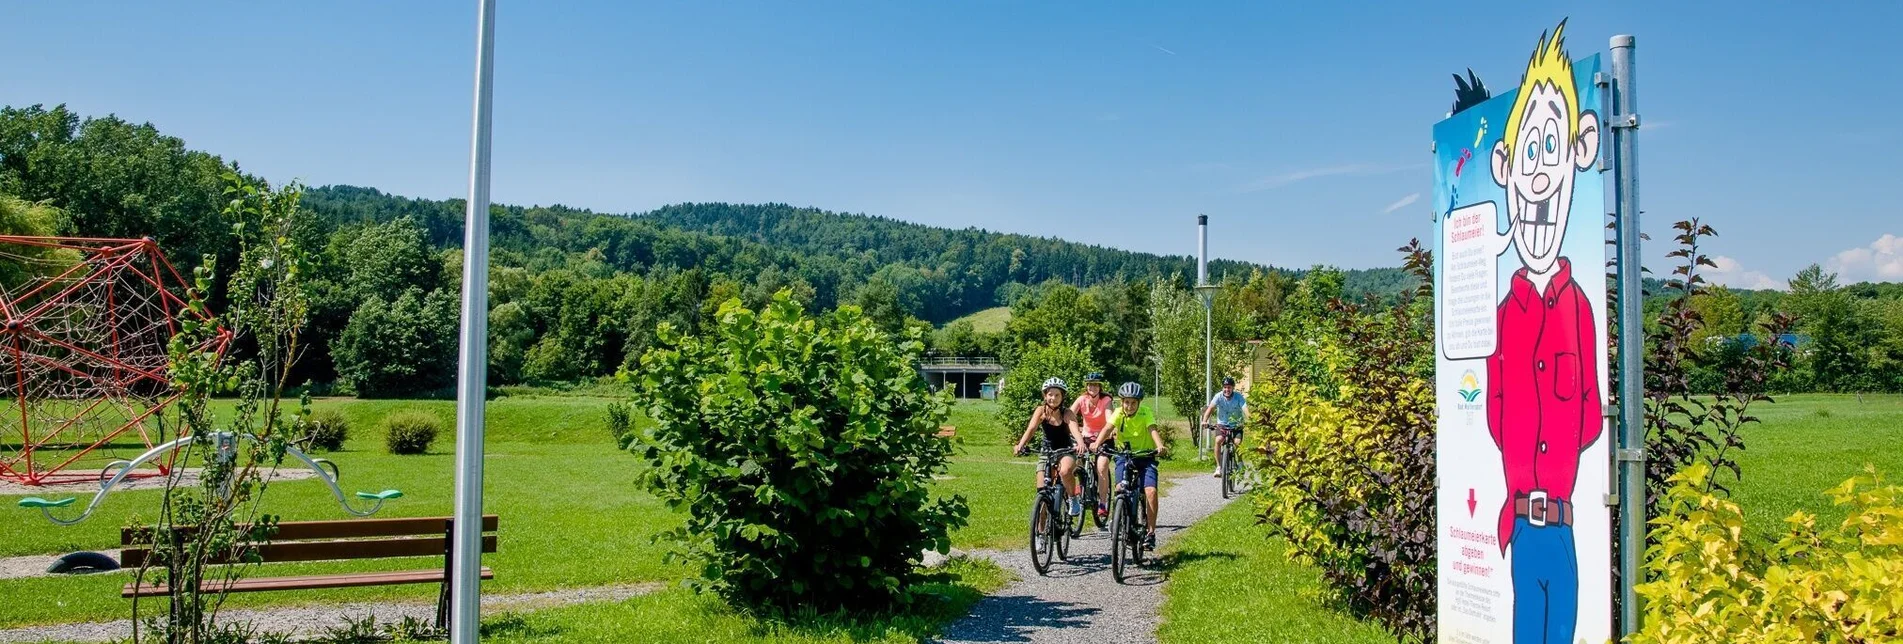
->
xmin=2 ymin=2 xmax=1898 ymax=285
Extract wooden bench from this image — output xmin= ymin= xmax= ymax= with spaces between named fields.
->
xmin=120 ymin=515 xmax=498 ymax=628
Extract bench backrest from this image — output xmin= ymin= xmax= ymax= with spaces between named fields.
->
xmin=120 ymin=515 xmax=498 ymax=568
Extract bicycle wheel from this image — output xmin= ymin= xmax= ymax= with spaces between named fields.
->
xmin=1129 ymin=493 xmax=1148 ymax=567
xmin=1110 ymin=495 xmax=1130 ymax=583
xmin=1029 ymin=493 xmax=1055 ymax=575
xmin=1054 ymin=491 xmax=1072 ymax=562
xmin=1220 ymin=442 xmax=1236 ymax=499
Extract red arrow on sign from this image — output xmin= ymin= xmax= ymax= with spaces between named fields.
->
xmin=1466 ymin=489 xmax=1477 ymax=517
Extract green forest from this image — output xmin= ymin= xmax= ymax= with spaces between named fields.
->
xmin=3 ymin=102 xmax=1902 ymax=398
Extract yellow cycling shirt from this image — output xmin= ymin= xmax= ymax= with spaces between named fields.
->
xmin=1107 ymin=404 xmax=1159 ymax=453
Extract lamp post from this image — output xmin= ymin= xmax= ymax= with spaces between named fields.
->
xmin=1193 ymin=283 xmax=1218 ymax=459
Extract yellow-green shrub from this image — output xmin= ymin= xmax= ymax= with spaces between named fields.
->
xmin=1633 ymin=463 xmax=1903 ymax=643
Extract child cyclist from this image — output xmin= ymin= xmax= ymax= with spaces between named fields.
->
xmin=1093 ymin=382 xmax=1167 ymax=550
xmin=1013 ymin=378 xmax=1086 ymax=518
xmin=1070 ymin=372 xmax=1116 ymax=522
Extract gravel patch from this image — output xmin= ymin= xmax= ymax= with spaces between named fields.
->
xmin=0 ymin=584 xmax=658 ymax=643
xmin=932 ymin=472 xmax=1237 ymax=644
xmin=0 ymin=467 xmax=319 ymax=496
xmin=0 ymin=551 xmax=125 ymax=581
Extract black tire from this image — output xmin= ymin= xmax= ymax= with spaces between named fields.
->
xmin=1110 ymin=495 xmax=1130 ymax=583
xmin=47 ymin=551 xmax=120 ymax=574
xmin=1220 ymin=442 xmax=1235 ymax=499
xmin=1029 ymin=493 xmax=1054 ymax=575
xmin=1054 ymin=493 xmax=1071 ymax=562
xmin=1129 ymin=498 xmax=1147 ymax=568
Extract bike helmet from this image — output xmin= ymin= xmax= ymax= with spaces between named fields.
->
xmin=1221 ymin=376 xmax=1236 ymax=386
xmin=1117 ymin=382 xmax=1144 ymax=399
xmin=1041 ymin=377 xmax=1068 ymax=393
xmin=1084 ymin=372 xmax=1104 ymax=383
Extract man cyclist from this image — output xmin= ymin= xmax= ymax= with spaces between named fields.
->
xmin=1070 ymin=372 xmax=1116 ymax=522
xmin=1014 ymin=377 xmax=1086 ymax=518
xmin=1201 ymin=376 xmax=1248 ymax=478
xmin=1093 ymin=382 xmax=1167 ymax=550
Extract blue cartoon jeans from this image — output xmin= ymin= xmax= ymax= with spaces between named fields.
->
xmin=1510 ymin=517 xmax=1577 ymax=644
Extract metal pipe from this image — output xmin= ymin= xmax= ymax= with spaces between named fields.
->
xmin=1196 ymin=215 xmax=1212 ymax=458
xmin=451 ymin=0 xmax=497 ymax=641
xmin=1610 ymin=33 xmax=1644 ymax=639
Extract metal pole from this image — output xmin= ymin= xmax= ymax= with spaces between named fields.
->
xmin=1196 ymin=216 xmax=1212 ymax=459
xmin=1610 ymin=33 xmax=1644 ymax=639
xmin=451 ymin=0 xmax=496 ymax=641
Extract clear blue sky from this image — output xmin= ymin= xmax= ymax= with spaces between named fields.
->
xmin=3 ymin=2 xmax=1897 ymax=286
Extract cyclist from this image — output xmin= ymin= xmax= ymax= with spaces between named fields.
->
xmin=1095 ymin=381 xmax=1167 ymax=550
xmin=1070 ymin=372 xmax=1116 ymax=522
xmin=1201 ymin=376 xmax=1248 ymax=478
xmin=1014 ymin=377 xmax=1086 ymax=518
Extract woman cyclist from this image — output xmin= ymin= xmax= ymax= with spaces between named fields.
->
xmin=1070 ymin=372 xmax=1115 ymax=523
xmin=1014 ymin=377 xmax=1086 ymax=517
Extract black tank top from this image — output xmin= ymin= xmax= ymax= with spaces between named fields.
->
xmin=1041 ymin=407 xmax=1074 ymax=449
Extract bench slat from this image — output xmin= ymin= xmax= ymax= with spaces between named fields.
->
xmin=122 ymin=515 xmax=499 ymax=545
xmin=121 ymin=567 xmax=494 ymax=598
xmin=122 ymin=535 xmax=498 ymax=568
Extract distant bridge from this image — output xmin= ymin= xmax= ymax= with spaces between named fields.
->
xmin=918 ymin=357 xmax=1003 ymax=399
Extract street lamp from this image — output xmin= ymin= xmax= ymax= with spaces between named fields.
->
xmin=1193 ymin=282 xmax=1219 ymax=460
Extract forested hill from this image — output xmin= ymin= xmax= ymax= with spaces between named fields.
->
xmin=303 ymin=186 xmax=1418 ymax=321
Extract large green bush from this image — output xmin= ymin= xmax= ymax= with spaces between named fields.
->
xmin=631 ymin=291 xmax=969 ymax=613
xmin=302 ymin=410 xmax=350 ymax=452
xmin=994 ymin=339 xmax=1097 ymax=444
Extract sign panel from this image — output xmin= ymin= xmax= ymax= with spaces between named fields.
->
xmin=1433 ymin=20 xmax=1612 ymax=644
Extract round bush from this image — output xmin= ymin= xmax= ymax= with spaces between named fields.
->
xmin=382 ymin=411 xmax=440 ymax=455
xmin=304 ymin=410 xmax=350 ymax=452
xmin=631 ymin=291 xmax=968 ymax=613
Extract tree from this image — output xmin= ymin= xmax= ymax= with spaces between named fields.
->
xmin=1688 ymin=286 xmax=1747 ymax=351
xmin=995 ymin=340 xmax=1098 ymax=443
xmin=0 ymin=193 xmax=72 ymax=291
xmin=335 ymin=217 xmax=441 ymax=303
xmin=1785 ymin=264 xmax=1874 ymax=391
xmin=331 ymin=288 xmax=458 ymax=397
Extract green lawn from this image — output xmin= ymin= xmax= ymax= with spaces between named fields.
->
xmin=944 ymin=307 xmax=1011 ymax=334
xmin=1729 ymin=393 xmax=1903 ymax=541
xmin=1156 ymin=500 xmax=1389 ymax=644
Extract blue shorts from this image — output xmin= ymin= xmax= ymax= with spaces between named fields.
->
xmin=1115 ymin=456 xmax=1159 ymax=489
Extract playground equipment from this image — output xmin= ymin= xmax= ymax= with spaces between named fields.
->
xmin=0 ymin=236 xmax=398 ymax=524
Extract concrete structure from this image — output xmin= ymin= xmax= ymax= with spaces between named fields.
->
xmin=919 ymin=357 xmax=1004 ymax=399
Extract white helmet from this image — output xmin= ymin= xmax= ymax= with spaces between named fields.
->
xmin=1041 ymin=377 xmax=1068 ymax=393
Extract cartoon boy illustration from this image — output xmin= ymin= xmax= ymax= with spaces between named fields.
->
xmin=1484 ymin=20 xmax=1603 ymax=644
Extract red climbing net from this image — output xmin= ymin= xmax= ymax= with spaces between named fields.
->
xmin=0 ymin=236 xmax=230 ymax=486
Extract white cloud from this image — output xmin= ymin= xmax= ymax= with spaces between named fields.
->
xmin=1705 ymin=255 xmax=1781 ymax=290
xmin=1381 ymin=193 xmax=1421 ymax=214
xmin=1826 ymin=234 xmax=1903 ymax=283
xmin=1238 ymin=163 xmax=1422 ymax=193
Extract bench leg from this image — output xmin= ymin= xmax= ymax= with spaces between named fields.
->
xmin=437 ymin=519 xmax=454 ymax=631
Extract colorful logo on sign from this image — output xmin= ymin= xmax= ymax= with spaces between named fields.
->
xmin=1458 ymin=370 xmax=1482 ymax=402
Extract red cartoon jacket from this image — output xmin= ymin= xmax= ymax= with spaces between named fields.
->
xmin=1486 ymin=257 xmax=1603 ymax=552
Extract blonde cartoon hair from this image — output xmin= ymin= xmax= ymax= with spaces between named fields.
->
xmin=1503 ymin=20 xmax=1579 ymax=165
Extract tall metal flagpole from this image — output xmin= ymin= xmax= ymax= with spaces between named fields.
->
xmin=1609 ymin=33 xmax=1645 ymax=639
xmin=451 ymin=0 xmax=497 ymax=641
xmin=1194 ymin=216 xmax=1215 ymax=460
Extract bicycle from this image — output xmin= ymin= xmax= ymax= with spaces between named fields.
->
xmin=1069 ymin=445 xmax=1108 ymax=536
xmin=1210 ymin=423 xmax=1246 ymax=499
xmin=1022 ymin=446 xmax=1076 ymax=575
xmin=1104 ymin=446 xmax=1158 ymax=583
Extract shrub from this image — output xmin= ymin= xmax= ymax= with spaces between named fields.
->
xmin=994 ymin=339 xmax=1097 ymax=445
xmin=303 ymin=410 xmax=350 ymax=452
xmin=630 ymin=291 xmax=969 ymax=613
xmin=605 ymin=401 xmax=634 ymax=450
xmin=1632 ymin=463 xmax=1902 ymax=643
xmin=382 ymin=411 xmax=440 ymax=455
xmin=1250 ymin=240 xmax=1437 ymax=642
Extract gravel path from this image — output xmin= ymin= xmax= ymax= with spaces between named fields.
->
xmin=932 ymin=472 xmax=1236 ymax=644
xmin=0 ymin=584 xmax=657 ymax=643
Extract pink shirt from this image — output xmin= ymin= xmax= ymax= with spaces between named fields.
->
xmin=1486 ymin=258 xmax=1603 ymax=552
xmin=1073 ymin=393 xmax=1113 ymax=437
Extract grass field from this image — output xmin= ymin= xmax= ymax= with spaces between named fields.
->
xmin=944 ymin=307 xmax=1011 ymax=334
xmin=3 ymin=393 xmax=1892 ymax=639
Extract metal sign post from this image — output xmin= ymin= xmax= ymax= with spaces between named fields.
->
xmin=1609 ymin=33 xmax=1645 ymax=639
xmin=451 ymin=0 xmax=497 ymax=641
